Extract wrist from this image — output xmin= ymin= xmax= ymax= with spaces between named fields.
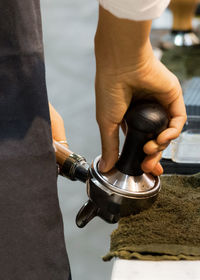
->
xmin=95 ymin=5 xmax=153 ymax=74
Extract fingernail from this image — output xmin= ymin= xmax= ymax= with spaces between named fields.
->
xmin=98 ymin=158 xmax=106 ymax=173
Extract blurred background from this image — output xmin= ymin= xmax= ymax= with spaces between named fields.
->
xmin=40 ymin=0 xmax=200 ymax=279
xmin=40 ymin=1 xmax=115 ymax=279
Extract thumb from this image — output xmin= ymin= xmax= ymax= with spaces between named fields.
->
xmin=98 ymin=121 xmax=119 ymax=173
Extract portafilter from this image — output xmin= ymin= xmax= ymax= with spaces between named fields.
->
xmin=54 ymin=99 xmax=168 ymax=228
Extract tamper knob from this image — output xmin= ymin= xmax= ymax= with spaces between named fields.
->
xmin=115 ymin=100 xmax=168 ymax=176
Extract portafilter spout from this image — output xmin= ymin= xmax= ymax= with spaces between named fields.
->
xmin=76 ymin=99 xmax=169 ymax=228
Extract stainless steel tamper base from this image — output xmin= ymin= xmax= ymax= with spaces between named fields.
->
xmin=76 ymin=100 xmax=168 ymax=227
xmin=91 ymin=156 xmax=160 ymax=199
xmin=160 ymin=31 xmax=200 ymax=49
xmin=76 ymin=157 xmax=161 ymax=227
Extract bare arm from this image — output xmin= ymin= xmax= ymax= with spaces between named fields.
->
xmin=95 ymin=6 xmax=186 ymax=175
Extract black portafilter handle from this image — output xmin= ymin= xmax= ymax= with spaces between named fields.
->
xmin=115 ymin=100 xmax=169 ymax=176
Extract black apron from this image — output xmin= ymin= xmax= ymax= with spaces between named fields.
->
xmin=0 ymin=1 xmax=71 ymax=279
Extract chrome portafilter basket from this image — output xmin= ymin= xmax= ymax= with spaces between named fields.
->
xmin=75 ymin=156 xmax=160 ymax=227
xmin=55 ymin=99 xmax=168 ymax=228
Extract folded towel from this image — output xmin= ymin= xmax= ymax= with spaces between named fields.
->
xmin=103 ymin=174 xmax=200 ymax=261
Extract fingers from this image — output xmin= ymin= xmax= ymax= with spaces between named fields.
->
xmin=141 ymin=151 xmax=163 ymax=175
xmin=157 ymin=93 xmax=187 ymax=144
xmin=49 ymin=103 xmax=68 ymax=146
xmin=142 ymin=95 xmax=186 ymax=175
xmin=95 ymin=76 xmax=132 ymax=173
xmin=99 ymin=121 xmax=164 ymax=176
xmin=144 ymin=89 xmax=186 ymax=156
xmin=138 ymin=60 xmax=186 ymax=145
xmin=157 ymin=116 xmax=187 ymax=145
xmin=98 ymin=121 xmax=119 ymax=173
xmin=144 ymin=140 xmax=170 ymax=155
xmin=151 ymin=162 xmax=163 ymax=176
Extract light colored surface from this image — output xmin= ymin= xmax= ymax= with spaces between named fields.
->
xmin=172 ymin=130 xmax=200 ymax=163
xmin=111 ymin=259 xmax=200 ymax=280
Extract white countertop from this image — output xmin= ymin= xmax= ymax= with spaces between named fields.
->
xmin=111 ymin=259 xmax=200 ymax=280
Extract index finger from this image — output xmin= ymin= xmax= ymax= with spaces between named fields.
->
xmin=157 ymin=93 xmax=187 ymax=145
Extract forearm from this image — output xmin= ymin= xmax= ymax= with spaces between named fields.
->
xmin=94 ymin=5 xmax=186 ymax=175
xmin=95 ymin=6 xmax=153 ymax=73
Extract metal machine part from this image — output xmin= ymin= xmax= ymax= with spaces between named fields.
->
xmin=75 ymin=157 xmax=160 ymax=228
xmin=160 ymin=30 xmax=200 ymax=49
xmin=55 ymin=100 xmax=168 ymax=227
xmin=91 ymin=156 xmax=160 ymax=198
xmin=54 ymin=140 xmax=89 ymax=183
xmin=60 ymin=153 xmax=89 ymax=182
xmin=76 ymin=100 xmax=169 ymax=228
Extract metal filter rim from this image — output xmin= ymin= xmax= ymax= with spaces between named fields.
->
xmin=90 ymin=155 xmax=161 ymax=199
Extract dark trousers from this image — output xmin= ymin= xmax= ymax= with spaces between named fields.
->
xmin=0 ymin=1 xmax=71 ymax=279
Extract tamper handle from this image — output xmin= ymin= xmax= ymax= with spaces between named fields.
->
xmin=115 ymin=100 xmax=169 ymax=176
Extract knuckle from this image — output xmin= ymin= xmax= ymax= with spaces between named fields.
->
xmin=171 ymin=74 xmax=180 ymax=88
xmin=168 ymin=75 xmax=182 ymax=96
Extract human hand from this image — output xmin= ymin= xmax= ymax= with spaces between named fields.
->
xmin=49 ymin=103 xmax=68 ymax=146
xmin=95 ymin=6 xmax=187 ymax=176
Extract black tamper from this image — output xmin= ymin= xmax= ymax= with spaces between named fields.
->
xmin=75 ymin=100 xmax=168 ymax=227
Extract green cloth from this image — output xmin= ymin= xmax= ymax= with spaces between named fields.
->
xmin=161 ymin=46 xmax=200 ymax=83
xmin=103 ymin=174 xmax=200 ymax=261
